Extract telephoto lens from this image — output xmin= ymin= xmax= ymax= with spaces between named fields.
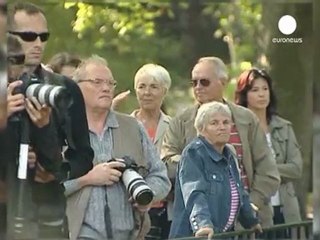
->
xmin=121 ymin=168 xmax=154 ymax=205
xmin=25 ymin=83 xmax=72 ymax=109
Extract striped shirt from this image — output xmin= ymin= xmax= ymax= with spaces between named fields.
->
xmin=223 ymin=169 xmax=240 ymax=232
xmin=229 ymin=124 xmax=249 ymax=190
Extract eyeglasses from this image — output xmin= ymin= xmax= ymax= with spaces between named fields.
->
xmin=7 ymin=54 xmax=25 ymax=65
xmin=9 ymin=31 xmax=50 ymax=42
xmin=78 ymin=79 xmax=117 ymax=88
xmin=190 ymin=78 xmax=211 ymax=87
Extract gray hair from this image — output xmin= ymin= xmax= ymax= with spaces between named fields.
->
xmin=134 ymin=63 xmax=172 ymax=91
xmin=194 ymin=101 xmax=232 ymax=133
xmin=72 ymin=55 xmax=108 ymax=82
xmin=197 ymin=56 xmax=229 ymax=84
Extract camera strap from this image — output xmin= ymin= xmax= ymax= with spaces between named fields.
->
xmin=104 ymin=191 xmax=113 ymax=239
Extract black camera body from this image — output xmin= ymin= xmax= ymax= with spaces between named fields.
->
xmin=110 ymin=156 xmax=154 ymax=206
xmin=14 ymin=73 xmax=72 ymax=110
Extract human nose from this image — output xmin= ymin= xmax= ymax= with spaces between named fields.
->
xmin=143 ymin=86 xmax=151 ymax=94
xmin=217 ymin=122 xmax=226 ymax=129
xmin=258 ymin=89 xmax=265 ymax=97
xmin=32 ymin=36 xmax=43 ymax=48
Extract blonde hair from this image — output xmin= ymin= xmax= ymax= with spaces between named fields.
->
xmin=197 ymin=56 xmax=229 ymax=84
xmin=194 ymin=101 xmax=231 ymax=133
xmin=73 ymin=55 xmax=108 ymax=82
xmin=134 ymin=63 xmax=171 ymax=91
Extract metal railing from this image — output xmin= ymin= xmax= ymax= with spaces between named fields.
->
xmin=172 ymin=220 xmax=313 ymax=239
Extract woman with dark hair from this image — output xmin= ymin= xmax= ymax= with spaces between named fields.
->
xmin=235 ymin=68 xmax=303 ymax=226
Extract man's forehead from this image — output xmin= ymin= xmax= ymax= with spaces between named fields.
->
xmin=13 ymin=10 xmax=47 ymax=30
xmin=192 ymin=62 xmax=215 ymax=76
xmin=85 ymin=63 xmax=113 ymax=78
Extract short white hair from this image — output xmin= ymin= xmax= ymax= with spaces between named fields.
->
xmin=194 ymin=101 xmax=232 ymax=132
xmin=197 ymin=56 xmax=229 ymax=83
xmin=134 ymin=63 xmax=172 ymax=91
xmin=73 ymin=55 xmax=108 ymax=82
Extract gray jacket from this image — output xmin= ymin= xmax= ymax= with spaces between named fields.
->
xmin=269 ymin=115 xmax=302 ymax=222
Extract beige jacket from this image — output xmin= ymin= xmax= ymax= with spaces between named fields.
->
xmin=66 ymin=113 xmax=152 ymax=240
xmin=161 ymin=101 xmax=280 ymax=227
xmin=269 ymin=115 xmax=302 ymax=222
xmin=131 ymin=110 xmax=171 ymax=153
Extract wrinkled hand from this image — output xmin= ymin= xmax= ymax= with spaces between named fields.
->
xmin=195 ymin=227 xmax=214 ymax=240
xmin=34 ymin=163 xmax=56 ymax=183
xmin=7 ymin=80 xmax=25 ymax=117
xmin=25 ymin=97 xmax=51 ymax=128
xmin=251 ymin=223 xmax=263 ymax=233
xmin=28 ymin=147 xmax=37 ymax=169
xmin=112 ymin=90 xmax=130 ymax=109
xmin=129 ymin=197 xmax=152 ymax=213
xmin=86 ymin=161 xmax=125 ymax=186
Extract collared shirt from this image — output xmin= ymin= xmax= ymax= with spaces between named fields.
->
xmin=64 ymin=111 xmax=170 ymax=239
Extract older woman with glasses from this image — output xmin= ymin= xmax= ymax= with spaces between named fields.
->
xmin=131 ymin=63 xmax=172 ymax=240
xmin=169 ymin=101 xmax=261 ymax=239
xmin=235 ymin=68 xmax=302 ymax=227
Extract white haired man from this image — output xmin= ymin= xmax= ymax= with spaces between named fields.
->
xmin=65 ymin=55 xmax=171 ymax=240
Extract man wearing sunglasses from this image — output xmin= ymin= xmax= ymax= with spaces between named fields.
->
xmin=7 ymin=2 xmax=94 ymax=239
xmin=161 ymin=56 xmax=280 ymax=229
xmin=1 ymin=33 xmax=63 ymax=239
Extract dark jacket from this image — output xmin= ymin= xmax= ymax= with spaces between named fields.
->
xmin=36 ymin=66 xmax=94 ymax=179
xmin=169 ymin=136 xmax=258 ymax=239
xmin=2 ymin=66 xmax=94 ymax=239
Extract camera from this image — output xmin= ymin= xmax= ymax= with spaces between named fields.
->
xmin=110 ymin=156 xmax=154 ymax=206
xmin=14 ymin=73 xmax=72 ymax=110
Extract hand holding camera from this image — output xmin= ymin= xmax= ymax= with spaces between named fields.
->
xmin=86 ymin=160 xmax=126 ymax=186
xmin=7 ymin=80 xmax=25 ymax=117
xmin=25 ymin=96 xmax=51 ymax=128
xmin=110 ymin=156 xmax=154 ymax=206
xmin=7 ymin=80 xmax=52 ymax=128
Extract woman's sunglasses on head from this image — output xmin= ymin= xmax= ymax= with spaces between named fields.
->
xmin=9 ymin=31 xmax=50 ymax=42
xmin=246 ymin=68 xmax=269 ymax=82
xmin=190 ymin=78 xmax=211 ymax=87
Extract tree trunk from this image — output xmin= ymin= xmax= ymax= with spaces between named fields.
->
xmin=313 ymin=0 xmax=320 ymax=237
xmin=263 ymin=2 xmax=313 ymax=219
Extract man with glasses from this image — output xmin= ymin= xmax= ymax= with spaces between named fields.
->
xmin=7 ymin=2 xmax=94 ymax=239
xmin=161 ymin=56 xmax=280 ymax=229
xmin=64 ymin=55 xmax=170 ymax=240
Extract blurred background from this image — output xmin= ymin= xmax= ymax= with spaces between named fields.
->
xmin=7 ymin=0 xmax=318 ymax=228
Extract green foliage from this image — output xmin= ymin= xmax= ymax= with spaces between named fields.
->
xmin=9 ymin=0 xmax=264 ymax=113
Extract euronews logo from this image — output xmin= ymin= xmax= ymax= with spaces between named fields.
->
xmin=272 ymin=15 xmax=303 ymax=44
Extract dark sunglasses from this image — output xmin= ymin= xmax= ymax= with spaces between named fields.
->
xmin=7 ymin=54 xmax=25 ymax=65
xmin=9 ymin=31 xmax=50 ymax=42
xmin=190 ymin=78 xmax=211 ymax=87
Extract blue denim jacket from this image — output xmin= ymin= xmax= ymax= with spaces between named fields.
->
xmin=169 ymin=136 xmax=258 ymax=238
